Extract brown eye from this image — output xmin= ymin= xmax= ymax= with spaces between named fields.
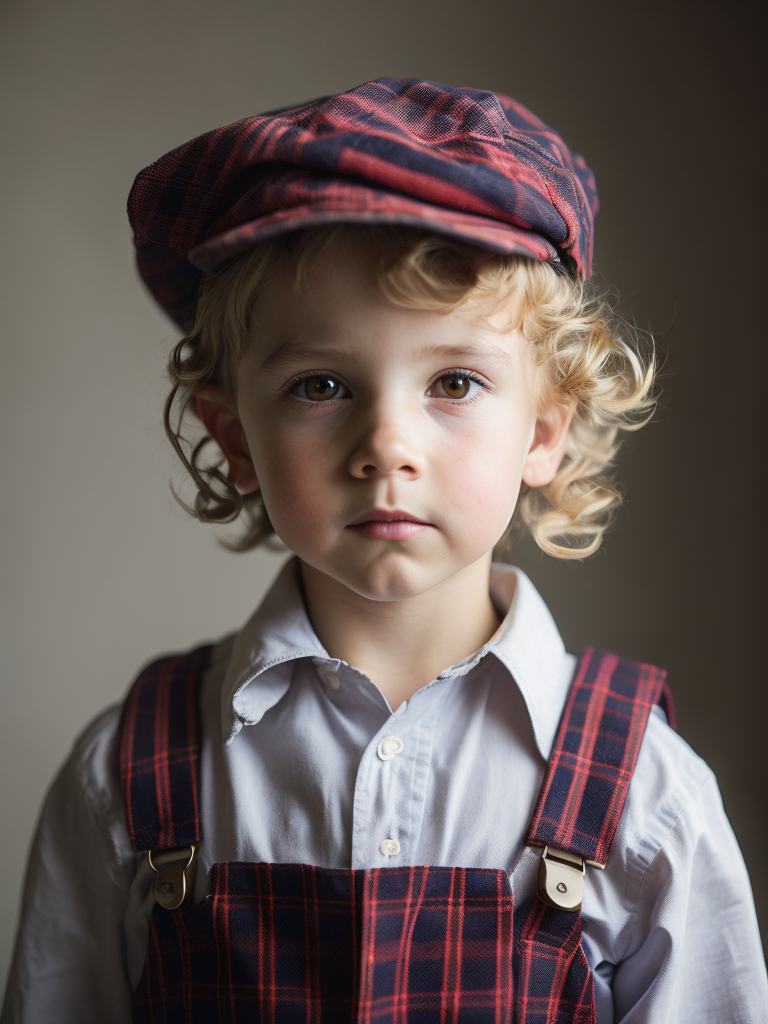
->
xmin=428 ymin=371 xmax=486 ymax=403
xmin=439 ymin=374 xmax=471 ymax=399
xmin=294 ymin=376 xmax=344 ymax=401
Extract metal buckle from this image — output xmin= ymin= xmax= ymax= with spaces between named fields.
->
xmin=537 ymin=846 xmax=586 ymax=912
xmin=148 ymin=845 xmax=197 ymax=910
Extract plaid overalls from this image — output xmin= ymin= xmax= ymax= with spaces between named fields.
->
xmin=120 ymin=645 xmax=674 ymax=1023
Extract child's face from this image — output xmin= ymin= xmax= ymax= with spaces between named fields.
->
xmin=201 ymin=234 xmax=572 ymax=603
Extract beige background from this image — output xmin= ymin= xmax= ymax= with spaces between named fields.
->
xmin=1 ymin=0 xmax=765 ymax=997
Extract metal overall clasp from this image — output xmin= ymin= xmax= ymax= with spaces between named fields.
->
xmin=148 ymin=845 xmax=198 ymax=910
xmin=537 ymin=846 xmax=588 ymax=912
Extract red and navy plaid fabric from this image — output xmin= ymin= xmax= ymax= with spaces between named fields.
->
xmin=119 ymin=645 xmax=211 ymax=852
xmin=513 ymin=899 xmax=594 ymax=1024
xmin=133 ymin=861 xmax=518 ymax=1023
xmin=121 ymin=644 xmax=670 ymax=1021
xmin=527 ymin=646 xmax=676 ymax=867
xmin=128 ymin=78 xmax=599 ymax=329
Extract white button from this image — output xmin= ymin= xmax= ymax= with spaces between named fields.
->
xmin=377 ymin=735 xmax=404 ymax=760
xmin=380 ymin=838 xmax=401 ymax=856
xmin=316 ymin=665 xmax=340 ymax=690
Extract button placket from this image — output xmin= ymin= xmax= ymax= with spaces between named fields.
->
xmin=352 ymin=684 xmax=444 ymax=869
xmin=376 ymin=734 xmax=405 ymax=856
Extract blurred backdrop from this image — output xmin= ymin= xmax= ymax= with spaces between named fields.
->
xmin=1 ymin=0 xmax=765 ymax=993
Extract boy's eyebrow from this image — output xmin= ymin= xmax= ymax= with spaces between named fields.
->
xmin=257 ymin=340 xmax=513 ymax=374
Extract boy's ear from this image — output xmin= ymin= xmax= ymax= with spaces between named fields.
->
xmin=522 ymin=397 xmax=576 ymax=489
xmin=194 ymin=384 xmax=259 ymax=494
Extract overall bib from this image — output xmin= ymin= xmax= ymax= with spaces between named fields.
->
xmin=120 ymin=645 xmax=674 ymax=1023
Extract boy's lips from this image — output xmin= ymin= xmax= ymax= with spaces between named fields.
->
xmin=346 ymin=508 xmax=434 ymax=540
xmin=347 ymin=508 xmax=431 ymax=526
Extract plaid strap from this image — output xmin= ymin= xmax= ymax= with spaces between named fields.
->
xmin=526 ymin=646 xmax=676 ymax=867
xmin=119 ymin=645 xmax=212 ymax=852
xmin=514 ymin=899 xmax=595 ymax=1024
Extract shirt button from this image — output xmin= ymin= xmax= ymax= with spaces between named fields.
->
xmin=377 ymin=735 xmax=405 ymax=760
xmin=315 ymin=665 xmax=340 ymax=690
xmin=380 ymin=838 xmax=401 ymax=856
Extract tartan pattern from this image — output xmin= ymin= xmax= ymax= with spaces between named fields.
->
xmin=120 ymin=645 xmax=212 ymax=852
xmin=513 ymin=900 xmax=594 ymax=1024
xmin=128 ymin=78 xmax=599 ymax=329
xmin=130 ymin=865 xmax=599 ymax=1023
xmin=526 ymin=646 xmax=676 ymax=866
xmin=132 ymin=862 xmax=517 ymax=1023
xmin=121 ymin=644 xmax=668 ymax=1021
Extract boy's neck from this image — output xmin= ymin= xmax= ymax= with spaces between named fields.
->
xmin=297 ymin=554 xmax=504 ymax=709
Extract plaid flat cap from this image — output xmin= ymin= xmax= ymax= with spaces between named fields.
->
xmin=128 ymin=77 xmax=599 ymax=329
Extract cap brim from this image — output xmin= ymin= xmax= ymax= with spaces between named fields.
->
xmin=189 ymin=192 xmax=558 ymax=273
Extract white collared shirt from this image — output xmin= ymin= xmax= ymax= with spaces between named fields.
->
xmin=2 ymin=557 xmax=766 ymax=1022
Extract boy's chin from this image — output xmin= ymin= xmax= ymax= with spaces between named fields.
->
xmin=297 ymin=549 xmax=492 ymax=605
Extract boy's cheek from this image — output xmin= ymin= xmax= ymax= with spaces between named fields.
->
xmin=260 ymin=472 xmax=331 ymax=527
xmin=438 ymin=431 xmax=526 ymax=508
xmin=255 ymin=453 xmax=337 ymax=543
xmin=247 ymin=427 xmax=322 ymax=490
xmin=435 ymin=439 xmax=526 ymax=549
xmin=447 ymin=478 xmax=522 ymax=550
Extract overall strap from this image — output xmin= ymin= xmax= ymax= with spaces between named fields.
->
xmin=119 ymin=644 xmax=212 ymax=853
xmin=527 ymin=646 xmax=676 ymax=869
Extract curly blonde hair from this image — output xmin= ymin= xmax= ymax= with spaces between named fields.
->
xmin=164 ymin=223 xmax=656 ymax=559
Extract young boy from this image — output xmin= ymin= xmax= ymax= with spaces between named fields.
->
xmin=2 ymin=78 xmax=766 ymax=1023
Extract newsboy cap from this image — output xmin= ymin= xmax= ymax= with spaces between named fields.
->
xmin=128 ymin=77 xmax=599 ymax=330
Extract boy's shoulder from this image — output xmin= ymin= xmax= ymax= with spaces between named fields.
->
xmin=64 ymin=633 xmax=238 ymax=826
xmin=620 ymin=705 xmax=716 ymax=868
xmin=533 ymin=650 xmax=721 ymax=890
xmin=582 ymin=703 xmax=728 ymax=940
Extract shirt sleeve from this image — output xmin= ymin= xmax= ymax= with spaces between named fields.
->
xmin=0 ymin=704 xmax=136 ymax=1024
xmin=612 ymin=772 xmax=768 ymax=1023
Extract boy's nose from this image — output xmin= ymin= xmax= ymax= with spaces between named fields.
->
xmin=347 ymin=410 xmax=426 ymax=480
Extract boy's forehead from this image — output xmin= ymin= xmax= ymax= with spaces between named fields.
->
xmin=243 ymin=245 xmax=522 ymax=376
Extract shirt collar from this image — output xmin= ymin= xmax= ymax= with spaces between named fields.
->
xmin=221 ymin=555 xmax=327 ymax=743
xmin=220 ymin=555 xmax=575 ymax=757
